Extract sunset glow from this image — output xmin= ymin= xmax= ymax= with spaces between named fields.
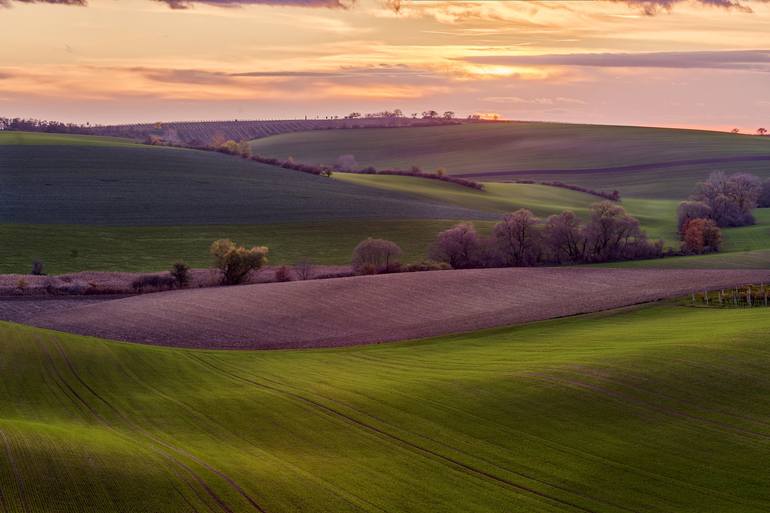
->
xmin=2 ymin=0 xmax=770 ymax=129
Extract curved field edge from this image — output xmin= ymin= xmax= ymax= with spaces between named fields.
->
xmin=27 ymin=268 xmax=770 ymax=349
xmin=250 ymin=123 xmax=770 ymax=200
xmin=4 ymin=304 xmax=770 ymax=512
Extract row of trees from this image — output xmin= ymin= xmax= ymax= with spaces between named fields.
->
xmin=0 ymin=117 xmax=93 ymax=134
xmin=345 ymin=110 xmax=458 ymax=120
xmin=429 ymin=202 xmax=663 ymax=268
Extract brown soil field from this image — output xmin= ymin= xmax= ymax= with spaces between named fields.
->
xmin=25 ymin=268 xmax=770 ymax=350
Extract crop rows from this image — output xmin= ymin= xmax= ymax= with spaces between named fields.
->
xmin=29 ymin=268 xmax=770 ymax=349
xmin=89 ymin=118 xmax=463 ymax=144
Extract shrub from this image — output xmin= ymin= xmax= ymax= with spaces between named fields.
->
xmin=429 ymin=223 xmax=482 ymax=269
xmin=351 ymin=238 xmax=402 ymax=274
xmin=334 ymin=154 xmax=358 ymax=171
xmin=131 ymin=274 xmax=176 ymax=294
xmin=294 ymin=259 xmax=314 ymax=280
xmin=275 ymin=266 xmax=293 ymax=282
xmin=16 ymin=278 xmax=28 ymax=290
xmin=210 ymin=239 xmax=269 ymax=285
xmin=170 ymin=262 xmax=191 ymax=288
xmin=402 ymin=260 xmax=452 ymax=272
xmin=31 ymin=260 xmax=45 ymax=276
xmin=681 ymin=218 xmax=722 ymax=254
xmin=677 ymin=200 xmax=712 ymax=236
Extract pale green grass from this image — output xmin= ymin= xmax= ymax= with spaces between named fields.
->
xmin=3 ymin=304 xmax=770 ymax=511
xmin=0 ymin=130 xmax=139 ymax=146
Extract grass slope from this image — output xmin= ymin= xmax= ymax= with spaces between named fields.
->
xmin=3 ymin=304 xmax=770 ymax=511
xmin=251 ymin=123 xmax=770 ymax=198
xmin=0 ymin=220 xmax=490 ymax=274
xmin=0 ymin=131 xmax=486 ymax=225
xmin=335 ymin=174 xmax=770 ymax=252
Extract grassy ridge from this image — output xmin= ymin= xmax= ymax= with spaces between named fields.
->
xmin=3 ymin=304 xmax=770 ymax=511
xmin=251 ymin=123 xmax=770 ymax=198
xmin=0 ymin=220 xmax=495 ymax=274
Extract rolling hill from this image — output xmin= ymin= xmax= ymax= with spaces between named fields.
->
xmin=3 ymin=302 xmax=770 ymax=512
xmin=0 ymin=131 xmax=493 ymax=273
xmin=0 ymin=131 xmax=485 ymax=226
xmin=250 ymin=122 xmax=770 ymax=198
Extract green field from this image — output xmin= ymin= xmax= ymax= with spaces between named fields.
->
xmin=0 ymin=220 xmax=497 ymax=274
xmin=3 ymin=304 xmax=770 ymax=512
xmin=3 ymin=129 xmax=770 ymax=273
xmin=251 ymin=123 xmax=770 ymax=198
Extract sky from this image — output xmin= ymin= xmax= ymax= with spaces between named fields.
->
xmin=1 ymin=0 xmax=769 ymax=130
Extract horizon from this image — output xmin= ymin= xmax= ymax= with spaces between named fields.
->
xmin=2 ymin=0 xmax=770 ymax=130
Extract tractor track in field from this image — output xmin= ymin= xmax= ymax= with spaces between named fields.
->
xmin=36 ymin=336 xmax=245 ymax=513
xmin=0 ymin=429 xmax=27 ymax=513
xmin=453 ymin=155 xmax=770 ymax=179
xmin=47 ymin=337 xmax=269 ymax=513
xmin=36 ymin=337 xmax=224 ymax=513
xmin=255 ymin=354 xmax=760 ymax=511
xmin=566 ymin=364 xmax=770 ymax=434
xmin=533 ymin=373 xmax=770 ymax=447
xmin=103 ymin=347 xmax=383 ymax=513
xmin=188 ymin=353 xmax=629 ymax=513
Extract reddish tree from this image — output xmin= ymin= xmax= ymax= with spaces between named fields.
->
xmin=681 ymin=218 xmax=722 ymax=254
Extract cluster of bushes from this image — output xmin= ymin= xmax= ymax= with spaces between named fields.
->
xmin=675 ymin=171 xmax=770 ymax=254
xmin=512 ymin=180 xmax=620 ymax=201
xmin=132 ymin=262 xmax=191 ymax=293
xmin=349 ymin=238 xmax=450 ymax=275
xmin=678 ymin=172 xmax=763 ymax=230
xmin=428 ymin=202 xmax=663 ymax=268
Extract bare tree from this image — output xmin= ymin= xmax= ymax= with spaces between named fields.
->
xmin=758 ymin=128 xmax=767 ymax=136
xmin=294 ymin=259 xmax=314 ymax=280
xmin=543 ymin=211 xmax=585 ymax=263
xmin=429 ymin=223 xmax=481 ymax=269
xmin=691 ymin=172 xmax=761 ymax=227
xmin=352 ymin=238 xmax=402 ymax=273
xmin=493 ymin=209 xmax=542 ymax=266
xmin=583 ymin=202 xmax=644 ymax=262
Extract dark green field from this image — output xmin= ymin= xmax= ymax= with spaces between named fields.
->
xmin=250 ymin=123 xmax=770 ymax=198
xmin=0 ymin=132 xmax=483 ymax=225
xmin=3 ymin=303 xmax=770 ymax=512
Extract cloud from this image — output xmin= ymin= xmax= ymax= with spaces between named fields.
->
xmin=483 ymin=96 xmax=587 ymax=106
xmin=465 ymin=50 xmax=770 ymax=72
xmin=615 ymin=0 xmax=758 ymax=15
xmin=0 ymin=0 xmax=348 ymax=7
xmin=0 ymin=0 xmax=85 ymax=5
xmin=155 ymin=0 xmax=351 ymax=8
